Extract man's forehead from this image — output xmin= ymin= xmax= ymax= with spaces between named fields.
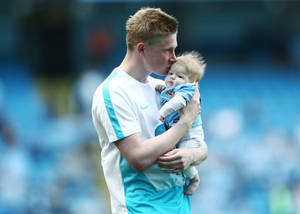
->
xmin=157 ymin=33 xmax=177 ymax=48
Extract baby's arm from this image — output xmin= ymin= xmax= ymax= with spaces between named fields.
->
xmin=159 ymin=95 xmax=187 ymax=121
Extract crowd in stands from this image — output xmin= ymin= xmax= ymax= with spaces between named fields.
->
xmin=0 ymin=58 xmax=299 ymax=214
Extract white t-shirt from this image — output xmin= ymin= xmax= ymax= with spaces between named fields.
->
xmin=92 ymin=69 xmax=190 ymax=214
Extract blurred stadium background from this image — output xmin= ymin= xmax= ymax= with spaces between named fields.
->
xmin=1 ymin=0 xmax=300 ymax=213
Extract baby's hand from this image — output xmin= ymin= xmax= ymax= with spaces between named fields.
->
xmin=155 ymin=84 xmax=166 ymax=93
xmin=159 ymin=115 xmax=166 ymax=122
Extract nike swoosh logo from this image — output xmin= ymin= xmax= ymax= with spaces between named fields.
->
xmin=140 ymin=104 xmax=150 ymax=111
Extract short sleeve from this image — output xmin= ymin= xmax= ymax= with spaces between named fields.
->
xmin=100 ymin=85 xmax=141 ymax=143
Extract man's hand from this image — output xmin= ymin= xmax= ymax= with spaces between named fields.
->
xmin=179 ymin=83 xmax=201 ymax=125
xmin=157 ymin=148 xmax=195 ymax=173
xmin=157 ymin=142 xmax=208 ymax=173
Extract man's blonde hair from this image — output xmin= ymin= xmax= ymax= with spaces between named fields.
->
xmin=176 ymin=51 xmax=206 ymax=82
xmin=126 ymin=7 xmax=178 ymax=51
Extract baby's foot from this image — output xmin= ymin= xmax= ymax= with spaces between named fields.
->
xmin=184 ymin=174 xmax=200 ymax=195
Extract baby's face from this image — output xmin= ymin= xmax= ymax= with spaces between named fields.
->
xmin=165 ymin=63 xmax=190 ymax=87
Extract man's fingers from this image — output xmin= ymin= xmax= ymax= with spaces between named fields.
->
xmin=157 ymin=158 xmax=184 ymax=170
xmin=158 ymin=149 xmax=179 ymax=160
xmin=162 ymin=149 xmax=177 ymax=156
xmin=158 ymin=160 xmax=181 ymax=168
xmin=158 ymin=154 xmax=178 ymax=162
xmin=195 ymin=82 xmax=199 ymax=90
xmin=162 ymin=168 xmax=183 ymax=174
xmin=193 ymin=82 xmax=200 ymax=99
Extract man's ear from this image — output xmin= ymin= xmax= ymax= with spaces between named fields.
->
xmin=136 ymin=42 xmax=145 ymax=55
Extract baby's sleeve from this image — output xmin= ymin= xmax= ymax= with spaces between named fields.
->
xmin=159 ymin=95 xmax=187 ymax=117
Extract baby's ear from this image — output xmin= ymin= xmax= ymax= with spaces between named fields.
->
xmin=188 ymin=76 xmax=194 ymax=83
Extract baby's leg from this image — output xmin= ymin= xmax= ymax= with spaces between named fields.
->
xmin=183 ymin=166 xmax=199 ymax=195
xmin=179 ymin=126 xmax=204 ymax=195
xmin=184 ymin=174 xmax=200 ymax=195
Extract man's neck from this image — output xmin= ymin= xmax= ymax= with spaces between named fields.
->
xmin=118 ymin=51 xmax=150 ymax=83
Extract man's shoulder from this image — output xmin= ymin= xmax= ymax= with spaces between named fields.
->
xmin=92 ymin=69 xmax=124 ymax=104
xmin=101 ymin=69 xmax=130 ymax=91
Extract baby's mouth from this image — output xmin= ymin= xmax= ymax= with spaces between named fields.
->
xmin=167 ymin=81 xmax=173 ymax=87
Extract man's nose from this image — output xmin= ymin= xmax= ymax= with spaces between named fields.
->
xmin=169 ymin=51 xmax=176 ymax=63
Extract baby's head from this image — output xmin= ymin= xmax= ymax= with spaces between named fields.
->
xmin=165 ymin=51 xmax=206 ymax=88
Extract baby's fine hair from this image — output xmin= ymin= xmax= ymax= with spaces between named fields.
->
xmin=126 ymin=7 xmax=178 ymax=51
xmin=176 ymin=51 xmax=206 ymax=82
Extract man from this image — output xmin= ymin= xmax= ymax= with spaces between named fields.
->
xmin=92 ymin=7 xmax=208 ymax=214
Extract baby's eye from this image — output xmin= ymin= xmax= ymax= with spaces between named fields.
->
xmin=178 ymin=75 xmax=184 ymax=79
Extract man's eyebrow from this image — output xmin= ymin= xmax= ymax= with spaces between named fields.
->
xmin=166 ymin=46 xmax=176 ymax=50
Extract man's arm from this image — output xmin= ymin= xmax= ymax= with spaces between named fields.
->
xmin=114 ymin=117 xmax=191 ymax=172
xmin=114 ymin=83 xmax=201 ymax=172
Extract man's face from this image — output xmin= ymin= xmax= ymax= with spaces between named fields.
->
xmin=165 ymin=63 xmax=190 ymax=87
xmin=143 ymin=34 xmax=177 ymax=76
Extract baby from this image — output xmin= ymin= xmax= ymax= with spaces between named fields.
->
xmin=156 ymin=51 xmax=206 ymax=195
